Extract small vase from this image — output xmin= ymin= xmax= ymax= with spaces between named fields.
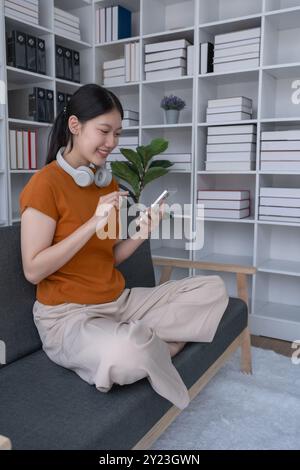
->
xmin=164 ymin=109 xmax=180 ymax=124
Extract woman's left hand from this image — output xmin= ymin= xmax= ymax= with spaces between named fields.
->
xmin=135 ymin=201 xmax=166 ymax=238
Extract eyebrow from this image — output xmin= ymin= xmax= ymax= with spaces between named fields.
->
xmin=97 ymin=123 xmax=123 ymax=130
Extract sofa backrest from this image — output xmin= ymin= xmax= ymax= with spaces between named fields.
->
xmin=0 ymin=220 xmax=155 ymax=366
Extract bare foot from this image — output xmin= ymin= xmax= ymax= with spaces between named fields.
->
xmin=167 ymin=341 xmax=187 ymax=358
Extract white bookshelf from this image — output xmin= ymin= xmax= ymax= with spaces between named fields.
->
xmin=0 ymin=0 xmax=300 ymax=341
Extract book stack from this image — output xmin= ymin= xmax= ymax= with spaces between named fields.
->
xmin=95 ymin=5 xmax=131 ymax=43
xmin=9 ymin=129 xmax=37 ymax=170
xmin=205 ymin=124 xmax=257 ymax=171
xmin=152 ymin=153 xmax=192 ymax=171
xmin=197 ymin=190 xmax=250 ymax=219
xmin=213 ymin=27 xmax=261 ymax=73
xmin=106 ymin=135 xmax=139 ymax=168
xmin=260 ymin=130 xmax=300 ymax=171
xmin=123 ymin=110 xmax=139 ymax=128
xmin=4 ymin=0 xmax=39 ymax=25
xmin=103 ymin=42 xmax=140 ymax=86
xmin=206 ymin=96 xmax=253 ymax=123
xmin=144 ymin=39 xmax=192 ymax=81
xmin=54 ymin=7 xmax=81 ymax=42
xmin=259 ymin=187 xmax=300 ymax=223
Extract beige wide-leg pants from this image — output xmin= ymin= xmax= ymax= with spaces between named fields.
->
xmin=32 ymin=274 xmax=229 ymax=410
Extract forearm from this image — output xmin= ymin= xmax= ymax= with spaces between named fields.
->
xmin=29 ymin=216 xmax=99 ymax=284
xmin=113 ymin=232 xmax=148 ymax=266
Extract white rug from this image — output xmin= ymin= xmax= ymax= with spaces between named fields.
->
xmin=150 ymin=347 xmax=300 ymax=450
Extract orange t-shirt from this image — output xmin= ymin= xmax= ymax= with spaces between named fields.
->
xmin=19 ymin=160 xmax=126 ymax=305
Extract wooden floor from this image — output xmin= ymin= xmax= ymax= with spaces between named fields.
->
xmin=251 ymin=335 xmax=292 ymax=358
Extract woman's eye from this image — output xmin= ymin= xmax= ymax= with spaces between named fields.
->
xmin=101 ymin=130 xmax=109 ymax=134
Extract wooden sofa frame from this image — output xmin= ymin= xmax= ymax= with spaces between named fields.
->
xmin=0 ymin=257 xmax=255 ymax=451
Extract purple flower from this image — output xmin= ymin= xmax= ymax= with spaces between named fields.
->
xmin=160 ymin=94 xmax=186 ymax=111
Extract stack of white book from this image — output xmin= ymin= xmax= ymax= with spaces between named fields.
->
xmin=152 ymin=153 xmax=191 ymax=171
xmin=4 ymin=0 xmax=39 ymax=25
xmin=213 ymin=27 xmax=261 ymax=73
xmin=197 ymin=190 xmax=250 ymax=219
xmin=103 ymin=42 xmax=139 ymax=86
xmin=259 ymin=187 xmax=300 ymax=223
xmin=54 ymin=7 xmax=81 ymax=41
xmin=206 ymin=96 xmax=253 ymax=123
xmin=260 ymin=130 xmax=300 ymax=171
xmin=106 ymin=135 xmax=139 ymax=168
xmin=123 ymin=110 xmax=139 ymax=128
xmin=206 ymin=124 xmax=257 ymax=171
xmin=9 ymin=129 xmax=37 ymax=170
xmin=144 ymin=39 xmax=192 ymax=81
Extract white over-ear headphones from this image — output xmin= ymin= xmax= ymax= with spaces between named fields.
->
xmin=56 ymin=147 xmax=112 ymax=188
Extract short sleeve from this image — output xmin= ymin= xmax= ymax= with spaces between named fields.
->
xmin=19 ymin=172 xmax=59 ymax=222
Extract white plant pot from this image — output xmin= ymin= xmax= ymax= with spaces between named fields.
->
xmin=164 ymin=109 xmax=180 ymax=124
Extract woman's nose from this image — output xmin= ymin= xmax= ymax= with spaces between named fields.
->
xmin=105 ymin=133 xmax=115 ymax=149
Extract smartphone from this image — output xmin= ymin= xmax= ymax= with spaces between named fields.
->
xmin=138 ymin=190 xmax=169 ymax=223
xmin=151 ymin=189 xmax=169 ymax=207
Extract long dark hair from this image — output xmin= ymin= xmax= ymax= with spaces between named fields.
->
xmin=46 ymin=83 xmax=124 ymax=165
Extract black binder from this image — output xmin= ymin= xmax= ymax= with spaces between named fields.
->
xmin=55 ymin=44 xmax=64 ymax=79
xmin=26 ymin=35 xmax=37 ymax=73
xmin=37 ymin=38 xmax=46 ymax=75
xmin=28 ymin=87 xmax=46 ymax=122
xmin=63 ymin=47 xmax=73 ymax=81
xmin=56 ymin=91 xmax=65 ymax=116
xmin=6 ymin=30 xmax=27 ymax=70
xmin=72 ymin=50 xmax=80 ymax=83
xmin=45 ymin=89 xmax=54 ymax=123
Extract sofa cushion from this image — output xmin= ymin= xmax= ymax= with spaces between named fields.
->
xmin=0 ymin=221 xmax=155 ymax=365
xmin=0 ymin=297 xmax=247 ymax=450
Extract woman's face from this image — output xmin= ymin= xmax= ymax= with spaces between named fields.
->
xmin=70 ymin=108 xmax=123 ymax=167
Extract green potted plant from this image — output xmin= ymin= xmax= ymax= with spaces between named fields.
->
xmin=160 ymin=94 xmax=186 ymax=124
xmin=110 ymin=137 xmax=174 ymax=224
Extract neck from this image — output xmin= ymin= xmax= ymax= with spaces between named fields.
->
xmin=63 ymin=145 xmax=89 ymax=169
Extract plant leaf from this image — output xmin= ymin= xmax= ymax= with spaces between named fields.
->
xmin=110 ymin=161 xmax=140 ymax=195
xmin=144 ymin=138 xmax=169 ymax=167
xmin=143 ymin=166 xmax=169 ymax=186
xmin=149 ymin=159 xmax=174 ymax=169
xmin=119 ymin=148 xmax=144 ymax=175
xmin=136 ymin=145 xmax=147 ymax=168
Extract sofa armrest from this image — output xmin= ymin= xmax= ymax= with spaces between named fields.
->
xmin=152 ymin=256 xmax=256 ymax=307
xmin=0 ymin=435 xmax=12 ymax=450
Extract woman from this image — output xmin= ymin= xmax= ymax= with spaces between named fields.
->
xmin=20 ymin=84 xmax=229 ymax=410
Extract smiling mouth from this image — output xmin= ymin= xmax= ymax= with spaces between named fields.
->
xmin=97 ymin=149 xmax=109 ymax=157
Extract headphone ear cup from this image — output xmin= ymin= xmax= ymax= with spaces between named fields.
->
xmin=94 ymin=166 xmax=112 ymax=187
xmin=73 ymin=166 xmax=95 ymax=187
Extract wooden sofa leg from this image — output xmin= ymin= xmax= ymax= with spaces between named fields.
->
xmin=241 ymin=327 xmax=252 ymax=374
xmin=236 ymin=273 xmax=252 ymax=375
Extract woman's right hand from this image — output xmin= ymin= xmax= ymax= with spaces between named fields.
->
xmin=92 ymin=190 xmax=129 ymax=228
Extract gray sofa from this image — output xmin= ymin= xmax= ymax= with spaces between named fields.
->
xmin=0 ymin=224 xmax=254 ymax=450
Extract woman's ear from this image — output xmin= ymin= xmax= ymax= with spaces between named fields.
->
xmin=68 ymin=115 xmax=80 ymax=135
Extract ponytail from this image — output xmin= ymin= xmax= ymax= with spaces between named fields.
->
xmin=46 ymin=108 xmax=70 ymax=165
xmin=45 ymin=83 xmax=124 ymax=165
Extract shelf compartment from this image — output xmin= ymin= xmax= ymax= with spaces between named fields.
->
xmin=198 ymin=70 xmax=259 ymax=122
xmin=250 ymin=300 xmax=300 ymax=341
xmin=142 ymin=0 xmax=195 ymax=36
xmin=142 ymin=79 xmax=193 ymax=126
xmin=5 ymin=0 xmax=53 ymax=32
xmin=6 ymin=67 xmax=54 ymax=86
xmin=263 ymin=9 xmax=300 ymax=66
xmin=199 ymin=0 xmax=262 ymax=25
xmin=253 ymin=272 xmax=300 ymax=337
xmin=264 ymin=0 xmax=300 ymax=13
xmin=256 ymin=224 xmax=300 ymax=275
xmin=261 ymin=66 xmax=300 ymax=119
